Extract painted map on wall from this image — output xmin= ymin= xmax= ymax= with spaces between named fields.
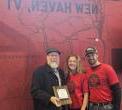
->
xmin=0 ymin=0 xmax=122 ymax=110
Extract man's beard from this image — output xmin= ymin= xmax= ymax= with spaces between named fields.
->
xmin=88 ymin=59 xmax=97 ymax=65
xmin=49 ymin=62 xmax=59 ymax=69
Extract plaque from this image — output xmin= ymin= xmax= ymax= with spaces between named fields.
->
xmin=53 ymin=85 xmax=72 ymax=105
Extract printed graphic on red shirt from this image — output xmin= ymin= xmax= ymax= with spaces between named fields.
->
xmin=88 ymin=73 xmax=100 ymax=88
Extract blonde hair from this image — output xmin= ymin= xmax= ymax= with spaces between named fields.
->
xmin=65 ymin=54 xmax=86 ymax=74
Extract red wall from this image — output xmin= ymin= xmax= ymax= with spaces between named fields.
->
xmin=0 ymin=0 xmax=122 ymax=110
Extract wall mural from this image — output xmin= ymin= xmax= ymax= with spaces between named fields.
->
xmin=0 ymin=0 xmax=122 ymax=110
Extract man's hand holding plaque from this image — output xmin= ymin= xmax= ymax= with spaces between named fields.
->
xmin=50 ymin=96 xmax=61 ymax=107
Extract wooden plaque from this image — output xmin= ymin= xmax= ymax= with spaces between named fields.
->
xmin=53 ymin=85 xmax=72 ymax=105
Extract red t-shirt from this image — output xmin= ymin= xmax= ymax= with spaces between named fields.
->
xmin=67 ymin=73 xmax=88 ymax=109
xmin=86 ymin=63 xmax=119 ymax=103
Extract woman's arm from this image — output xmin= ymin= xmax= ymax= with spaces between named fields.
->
xmin=81 ymin=92 xmax=88 ymax=110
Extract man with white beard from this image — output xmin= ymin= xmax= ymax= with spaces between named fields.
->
xmin=31 ymin=48 xmax=68 ymax=110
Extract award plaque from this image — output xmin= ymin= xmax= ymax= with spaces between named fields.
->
xmin=53 ymin=85 xmax=72 ymax=105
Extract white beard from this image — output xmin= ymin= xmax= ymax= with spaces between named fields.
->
xmin=49 ymin=62 xmax=58 ymax=69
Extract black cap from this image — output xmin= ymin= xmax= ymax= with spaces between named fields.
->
xmin=85 ymin=47 xmax=97 ymax=56
xmin=46 ymin=48 xmax=61 ymax=55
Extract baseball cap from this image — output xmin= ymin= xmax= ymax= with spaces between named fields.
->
xmin=46 ymin=48 xmax=61 ymax=55
xmin=85 ymin=47 xmax=97 ymax=56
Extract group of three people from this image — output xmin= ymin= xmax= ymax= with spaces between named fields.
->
xmin=30 ymin=47 xmax=121 ymax=110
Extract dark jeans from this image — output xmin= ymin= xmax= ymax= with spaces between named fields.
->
xmin=88 ymin=103 xmax=113 ymax=110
